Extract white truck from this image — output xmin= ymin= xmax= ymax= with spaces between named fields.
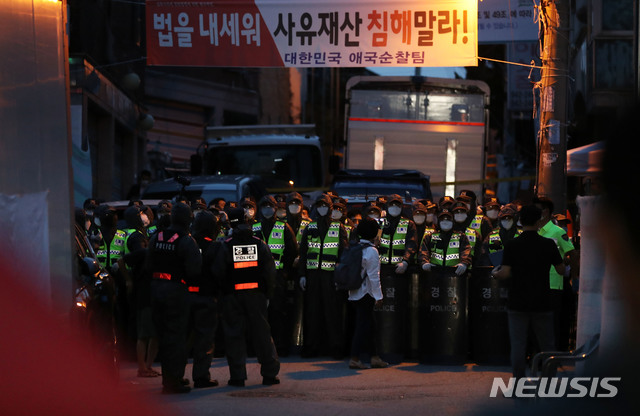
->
xmin=198 ymin=124 xmax=325 ymax=194
xmin=344 ymin=76 xmax=490 ymax=201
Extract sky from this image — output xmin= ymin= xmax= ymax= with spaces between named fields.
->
xmin=368 ymin=66 xmax=467 ymax=79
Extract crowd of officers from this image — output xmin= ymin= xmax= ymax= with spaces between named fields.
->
xmin=75 ymin=188 xmax=576 ymax=394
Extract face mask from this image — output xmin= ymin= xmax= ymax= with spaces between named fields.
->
xmin=317 ymin=206 xmax=329 ymax=216
xmin=454 ymin=213 xmax=467 ymax=223
xmin=426 ymin=213 xmax=435 ymax=224
xmin=244 ymin=208 xmax=255 ymax=219
xmin=261 ymin=207 xmax=275 ymax=218
xmin=487 ymin=209 xmax=499 ymax=220
xmin=388 ymin=205 xmax=402 ymax=217
xmin=288 ymin=204 xmax=301 ymax=214
xmin=276 ymin=209 xmax=287 ymax=219
xmin=368 ymin=213 xmax=380 ymax=220
xmin=439 ymin=220 xmax=453 ymax=232
xmin=94 ymin=217 xmax=101 ymax=227
xmin=413 ymin=214 xmax=426 ymax=225
xmin=85 ymin=210 xmax=93 ymax=217
xmin=140 ymin=213 xmax=150 ymax=227
xmin=501 ymin=219 xmax=514 ymax=230
xmin=331 ymin=210 xmax=342 ymax=220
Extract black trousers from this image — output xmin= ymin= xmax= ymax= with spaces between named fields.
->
xmin=303 ymin=269 xmax=344 ymax=355
xmin=221 ymin=290 xmax=280 ymax=381
xmin=151 ymin=280 xmax=189 ymax=389
xmin=350 ymin=295 xmax=378 ymax=359
xmin=187 ymin=293 xmax=218 ymax=382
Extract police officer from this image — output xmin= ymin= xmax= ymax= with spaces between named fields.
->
xmin=452 ymin=201 xmax=479 ymax=269
xmin=298 ymin=194 xmax=349 ymax=358
xmin=240 ymin=197 xmax=258 ymax=226
xmin=145 ymin=202 xmax=202 ymax=394
xmin=478 ymin=205 xmax=520 ymax=267
xmin=189 ymin=210 xmax=221 ymax=388
xmin=286 ymin=192 xmax=309 ymax=244
xmin=213 ymin=207 xmax=280 ymax=387
xmin=419 ymin=208 xmax=472 ymax=276
xmin=378 ymin=194 xmax=417 ymax=275
xmin=153 ymin=200 xmax=173 ymax=235
xmin=253 ymin=195 xmax=298 ymax=356
xmin=484 ymin=197 xmax=502 ymax=229
xmin=456 ymin=190 xmax=493 ymax=242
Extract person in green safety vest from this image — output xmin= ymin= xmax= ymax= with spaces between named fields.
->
xmin=533 ymin=196 xmax=577 ymax=351
xmin=253 ymin=195 xmax=298 ymax=356
xmin=298 ymin=193 xmax=349 ymax=359
xmin=478 ymin=204 xmax=521 ymax=267
xmin=483 ymin=197 xmax=502 ymax=229
xmin=456 ymin=189 xmax=493 ymax=243
xmin=419 ymin=208 xmax=472 ymax=276
xmin=452 ymin=201 xmax=480 ymax=269
xmin=378 ymin=194 xmax=418 ymax=274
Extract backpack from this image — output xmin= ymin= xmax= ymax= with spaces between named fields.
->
xmin=334 ymin=241 xmax=371 ymax=291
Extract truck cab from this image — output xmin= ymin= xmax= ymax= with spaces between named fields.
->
xmin=198 ymin=124 xmax=325 ymax=193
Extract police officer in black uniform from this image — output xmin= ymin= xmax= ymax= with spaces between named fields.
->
xmin=145 ymin=202 xmax=202 ymax=394
xmin=213 ymin=207 xmax=280 ymax=387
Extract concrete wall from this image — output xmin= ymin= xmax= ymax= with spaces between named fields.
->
xmin=0 ymin=0 xmax=74 ymax=313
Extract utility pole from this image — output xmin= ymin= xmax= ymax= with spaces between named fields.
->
xmin=536 ymin=0 xmax=570 ymax=213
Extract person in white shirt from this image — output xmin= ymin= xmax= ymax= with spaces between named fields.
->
xmin=348 ymin=217 xmax=389 ymax=370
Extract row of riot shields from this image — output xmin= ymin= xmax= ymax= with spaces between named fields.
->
xmin=265 ymin=266 xmax=508 ymax=364
xmin=375 ymin=266 xmax=510 ymax=365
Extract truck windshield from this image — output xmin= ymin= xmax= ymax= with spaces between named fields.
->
xmin=333 ymin=181 xmax=429 ymax=199
xmin=204 ymin=145 xmax=323 ymax=189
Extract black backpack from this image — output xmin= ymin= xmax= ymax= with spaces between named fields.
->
xmin=334 ymin=241 xmax=371 ymax=291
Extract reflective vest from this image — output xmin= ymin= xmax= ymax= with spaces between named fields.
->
xmin=150 ymin=230 xmax=189 ymax=285
xmin=428 ymin=232 xmax=463 ymax=267
xmin=305 ymin=221 xmax=341 ymax=271
xmin=296 ymin=219 xmax=310 ymax=246
xmin=421 ymin=225 xmax=436 ymax=247
xmin=96 ymin=229 xmax=127 ymax=268
xmin=487 ymin=228 xmax=521 ymax=254
xmin=470 ymin=214 xmax=483 ymax=232
xmin=379 ymin=219 xmax=410 ymax=265
xmin=253 ymin=221 xmax=286 ymax=270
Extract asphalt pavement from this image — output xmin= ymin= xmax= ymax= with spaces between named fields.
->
xmin=120 ymin=356 xmax=520 ymax=416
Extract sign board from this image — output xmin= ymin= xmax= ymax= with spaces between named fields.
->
xmin=507 ymin=41 xmax=540 ymax=112
xmin=477 ymin=0 xmax=538 ymax=43
xmin=146 ymin=0 xmax=478 ymax=67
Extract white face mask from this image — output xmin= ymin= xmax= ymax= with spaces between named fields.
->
xmin=454 ymin=213 xmax=467 ymax=223
xmin=245 ymin=208 xmax=255 ymax=219
xmin=94 ymin=217 xmax=101 ymax=227
xmin=413 ymin=214 xmax=426 ymax=225
xmin=288 ymin=204 xmax=301 ymax=214
xmin=388 ymin=205 xmax=402 ymax=217
xmin=317 ymin=206 xmax=329 ymax=216
xmin=368 ymin=213 xmax=380 ymax=220
xmin=140 ymin=213 xmax=150 ymax=227
xmin=331 ymin=210 xmax=342 ymax=220
xmin=487 ymin=209 xmax=499 ymax=220
xmin=501 ymin=219 xmax=514 ymax=230
xmin=261 ymin=207 xmax=275 ymax=218
xmin=439 ymin=220 xmax=453 ymax=232
xmin=426 ymin=213 xmax=435 ymax=224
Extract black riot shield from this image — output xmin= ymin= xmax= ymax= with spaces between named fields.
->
xmin=469 ymin=266 xmax=510 ymax=364
xmin=375 ymin=265 xmax=408 ymax=364
xmin=419 ymin=267 xmax=468 ymax=364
